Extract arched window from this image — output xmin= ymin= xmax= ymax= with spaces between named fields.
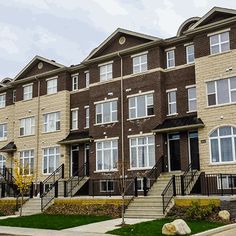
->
xmin=210 ymin=126 xmax=236 ymax=163
xmin=0 ymin=155 xmax=6 ymax=170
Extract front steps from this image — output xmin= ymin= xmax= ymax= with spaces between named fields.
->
xmin=16 ymin=198 xmax=42 ymax=216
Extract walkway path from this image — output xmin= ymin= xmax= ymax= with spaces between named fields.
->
xmin=209 ymin=228 xmax=236 ymax=236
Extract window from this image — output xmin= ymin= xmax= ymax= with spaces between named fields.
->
xmin=128 ymin=93 xmax=154 ymax=119
xmin=47 ymin=78 xmax=57 ymax=94
xmin=210 ymin=31 xmax=230 ymax=54
xmin=85 ymin=107 xmax=89 ymax=128
xmin=217 ymin=175 xmax=236 ymax=189
xmin=85 ymin=71 xmax=90 ymax=88
xmin=0 ymin=123 xmax=7 ymax=141
xmin=167 ymin=90 xmax=177 ymax=115
xmin=166 ymin=50 xmax=175 ymax=68
xmin=96 ymin=139 xmax=118 ymax=171
xmin=186 ymin=45 xmax=195 ymax=64
xmin=0 ymin=155 xmax=6 ymax=170
xmin=13 ymin=90 xmax=16 ymax=103
xmin=100 ymin=180 xmax=114 ymax=192
xmin=71 ymin=109 xmax=78 ymax=130
xmin=96 ymin=100 xmax=117 ymax=124
xmin=43 ymin=147 xmax=60 ymax=174
xmin=0 ymin=94 xmax=6 ymax=108
xmin=210 ymin=126 xmax=236 ymax=163
xmin=132 ymin=54 xmax=147 ymax=74
xmin=43 ymin=112 xmax=60 ymax=132
xmin=100 ymin=63 xmax=112 ymax=81
xmin=72 ymin=75 xmax=79 ymax=91
xmin=130 ymin=135 xmax=155 ymax=169
xmin=20 ymin=117 xmax=35 ymax=136
xmin=23 ymin=84 xmax=33 ymax=100
xmin=207 ymin=77 xmax=236 ymax=106
xmin=187 ymin=87 xmax=197 ymax=112
xmin=20 ymin=150 xmax=34 ymax=175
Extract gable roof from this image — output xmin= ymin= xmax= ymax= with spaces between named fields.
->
xmin=14 ymin=55 xmax=65 ymax=81
xmin=83 ymin=28 xmax=160 ymax=61
xmin=189 ymin=7 xmax=236 ymax=30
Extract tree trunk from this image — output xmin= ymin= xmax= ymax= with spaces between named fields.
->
xmin=20 ymin=193 xmax=23 ymax=217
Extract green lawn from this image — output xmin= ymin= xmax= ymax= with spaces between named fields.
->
xmin=107 ymin=219 xmax=225 ymax=236
xmin=0 ymin=214 xmax=112 ymax=230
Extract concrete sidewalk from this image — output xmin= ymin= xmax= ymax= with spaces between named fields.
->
xmin=64 ymin=217 xmax=155 ymax=234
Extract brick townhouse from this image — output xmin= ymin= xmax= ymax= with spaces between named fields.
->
xmin=0 ymin=6 xmax=236 ymax=205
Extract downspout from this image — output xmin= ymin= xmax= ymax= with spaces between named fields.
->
xmin=117 ymin=52 xmax=125 ymax=225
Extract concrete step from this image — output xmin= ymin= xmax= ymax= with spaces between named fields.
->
xmin=125 ymin=212 xmax=164 ymax=218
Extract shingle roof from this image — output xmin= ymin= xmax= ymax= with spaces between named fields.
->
xmin=0 ymin=142 xmax=17 ymax=152
xmin=58 ymin=131 xmax=93 ymax=144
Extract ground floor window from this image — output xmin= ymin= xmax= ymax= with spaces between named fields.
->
xmin=130 ymin=135 xmax=155 ymax=169
xmin=100 ymin=180 xmax=114 ymax=192
xmin=217 ymin=175 xmax=236 ymax=189
xmin=43 ymin=147 xmax=60 ymax=174
xmin=0 ymin=155 xmax=6 ymax=170
xmin=20 ymin=150 xmax=34 ymax=175
xmin=96 ymin=139 xmax=118 ymax=171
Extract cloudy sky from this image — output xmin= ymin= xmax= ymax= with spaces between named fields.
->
xmin=1 ymin=0 xmax=236 ymax=79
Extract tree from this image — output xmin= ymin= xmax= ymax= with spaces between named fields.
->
xmin=13 ymin=159 xmax=34 ymax=216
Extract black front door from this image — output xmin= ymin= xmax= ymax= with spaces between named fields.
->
xmin=168 ymin=133 xmax=181 ymax=171
xmin=189 ymin=131 xmax=200 ymax=170
xmin=84 ymin=144 xmax=90 ymax=176
xmin=71 ymin=145 xmax=79 ymax=176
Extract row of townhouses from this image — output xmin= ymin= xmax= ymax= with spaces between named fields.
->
xmin=0 ymin=7 xmax=236 ymax=204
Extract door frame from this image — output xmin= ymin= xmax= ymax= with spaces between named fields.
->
xmin=167 ymin=133 xmax=180 ymax=172
xmin=70 ymin=145 xmax=79 ymax=177
xmin=84 ymin=143 xmax=90 ymax=175
xmin=188 ymin=130 xmax=199 ymax=170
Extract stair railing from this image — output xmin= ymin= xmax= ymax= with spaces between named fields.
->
xmin=143 ymin=156 xmax=164 ymax=196
xmin=64 ymin=163 xmax=88 ymax=197
xmin=40 ymin=164 xmax=64 ymax=211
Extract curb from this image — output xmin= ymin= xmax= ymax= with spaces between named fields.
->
xmin=192 ymin=223 xmax=236 ymax=236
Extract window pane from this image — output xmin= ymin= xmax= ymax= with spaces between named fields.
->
xmin=230 ymin=77 xmax=236 ymax=89
xmin=210 ymin=35 xmax=219 ymax=45
xmin=208 ymin=94 xmax=216 ymax=106
xmin=221 ymin=138 xmax=233 ymax=162
xmin=137 ymin=96 xmax=145 ymax=117
xmin=221 ymin=42 xmax=230 ymax=52
xmin=211 ymin=139 xmax=219 ymax=162
xmin=219 ymin=126 xmax=232 ymax=136
xmin=211 ymin=45 xmax=220 ymax=54
xmin=221 ymin=32 xmax=229 ymax=42
xmin=207 ymin=82 xmax=215 ymax=94
xmin=131 ymin=147 xmax=137 ymax=168
xmin=188 ymin=87 xmax=196 ymax=99
xmin=217 ymin=79 xmax=229 ymax=104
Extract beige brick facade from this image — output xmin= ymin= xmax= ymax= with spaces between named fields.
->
xmin=195 ymin=49 xmax=236 ymax=173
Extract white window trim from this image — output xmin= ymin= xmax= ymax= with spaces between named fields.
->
xmin=166 ymin=50 xmax=175 ymax=69
xmin=132 ymin=53 xmax=148 ymax=74
xmin=72 ymin=75 xmax=79 ymax=91
xmin=186 ymin=44 xmax=195 ymax=64
xmin=207 ymin=28 xmax=231 ymax=37
xmin=71 ymin=109 xmax=78 ymax=131
xmin=85 ymin=106 xmax=89 ymax=129
xmin=187 ymin=86 xmax=197 ymax=112
xmin=209 ymin=31 xmax=230 ymax=55
xmin=23 ymin=84 xmax=33 ymax=101
xmin=131 ymin=51 xmax=148 ymax=58
xmin=94 ymin=97 xmax=118 ymax=105
xmin=167 ymin=90 xmax=177 ymax=115
xmin=0 ymin=93 xmax=6 ymax=108
xmin=19 ymin=149 xmax=34 ymax=175
xmin=127 ymin=90 xmax=154 ymax=98
xmin=0 ymin=123 xmax=7 ymax=141
xmin=98 ymin=61 xmax=114 ymax=67
xmin=47 ymin=78 xmax=58 ymax=95
xmin=19 ymin=117 xmax=35 ymax=137
xmin=43 ymin=111 xmax=60 ymax=133
xmin=42 ymin=147 xmax=60 ymax=175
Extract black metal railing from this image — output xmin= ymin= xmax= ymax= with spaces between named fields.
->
xmin=143 ymin=156 xmax=164 ymax=196
xmin=64 ymin=163 xmax=88 ymax=197
xmin=40 ymin=164 xmax=64 ymax=211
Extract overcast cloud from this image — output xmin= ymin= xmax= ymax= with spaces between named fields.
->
xmin=1 ymin=0 xmax=236 ymax=79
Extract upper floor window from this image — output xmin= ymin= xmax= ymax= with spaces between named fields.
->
xmin=210 ymin=126 xmax=236 ymax=163
xmin=0 ymin=123 xmax=7 ymax=141
xmin=13 ymin=90 xmax=16 ymax=103
xmin=71 ymin=109 xmax=78 ymax=130
xmin=43 ymin=111 xmax=60 ymax=132
xmin=167 ymin=90 xmax=177 ymax=115
xmin=132 ymin=53 xmax=147 ymax=74
xmin=166 ymin=50 xmax=175 ymax=68
xmin=100 ymin=63 xmax=112 ymax=81
xmin=85 ymin=107 xmax=89 ymax=128
xmin=47 ymin=78 xmax=57 ymax=94
xmin=96 ymin=100 xmax=117 ymax=124
xmin=207 ymin=77 xmax=236 ymax=106
xmin=128 ymin=92 xmax=154 ymax=119
xmin=23 ymin=84 xmax=33 ymax=101
xmin=210 ymin=31 xmax=230 ymax=55
xmin=0 ymin=94 xmax=6 ymax=108
xmin=72 ymin=74 xmax=79 ymax=91
xmin=20 ymin=150 xmax=34 ymax=175
xmin=187 ymin=86 xmax=197 ymax=112
xmin=85 ymin=71 xmax=90 ymax=88
xmin=20 ymin=117 xmax=35 ymax=136
xmin=186 ymin=45 xmax=195 ymax=64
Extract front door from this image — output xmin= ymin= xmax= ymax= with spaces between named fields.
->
xmin=189 ymin=131 xmax=200 ymax=170
xmin=71 ymin=145 xmax=79 ymax=176
xmin=168 ymin=133 xmax=181 ymax=171
xmin=84 ymin=144 xmax=90 ymax=176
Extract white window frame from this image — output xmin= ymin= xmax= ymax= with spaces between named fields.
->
xmin=23 ymin=84 xmax=33 ymax=101
xmin=99 ymin=63 xmax=113 ymax=81
xmin=209 ymin=31 xmax=230 ymax=55
xmin=20 ymin=117 xmax=35 ymax=136
xmin=71 ymin=108 xmax=78 ymax=130
xmin=0 ymin=123 xmax=7 ymax=141
xmin=217 ymin=175 xmax=236 ymax=189
xmin=186 ymin=44 xmax=195 ymax=64
xmin=128 ymin=92 xmax=154 ymax=119
xmin=95 ymin=99 xmax=118 ymax=125
xmin=72 ymin=74 xmax=79 ymax=91
xmin=0 ymin=155 xmax=6 ymax=170
xmin=47 ymin=78 xmax=57 ymax=95
xmin=132 ymin=53 xmax=148 ymax=74
xmin=187 ymin=86 xmax=197 ymax=112
xmin=13 ymin=90 xmax=16 ymax=103
xmin=0 ymin=94 xmax=6 ymax=108
xmin=85 ymin=71 xmax=90 ymax=88
xmin=100 ymin=180 xmax=114 ymax=192
xmin=85 ymin=106 xmax=89 ymax=128
xmin=167 ymin=89 xmax=177 ymax=115
xmin=20 ymin=150 xmax=34 ymax=175
xmin=43 ymin=111 xmax=60 ymax=133
xmin=129 ymin=135 xmax=155 ymax=170
xmin=42 ymin=146 xmax=60 ymax=174
xmin=166 ymin=50 xmax=175 ymax=68
xmin=96 ymin=139 xmax=118 ymax=171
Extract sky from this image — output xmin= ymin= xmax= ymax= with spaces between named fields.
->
xmin=1 ymin=0 xmax=236 ymax=79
